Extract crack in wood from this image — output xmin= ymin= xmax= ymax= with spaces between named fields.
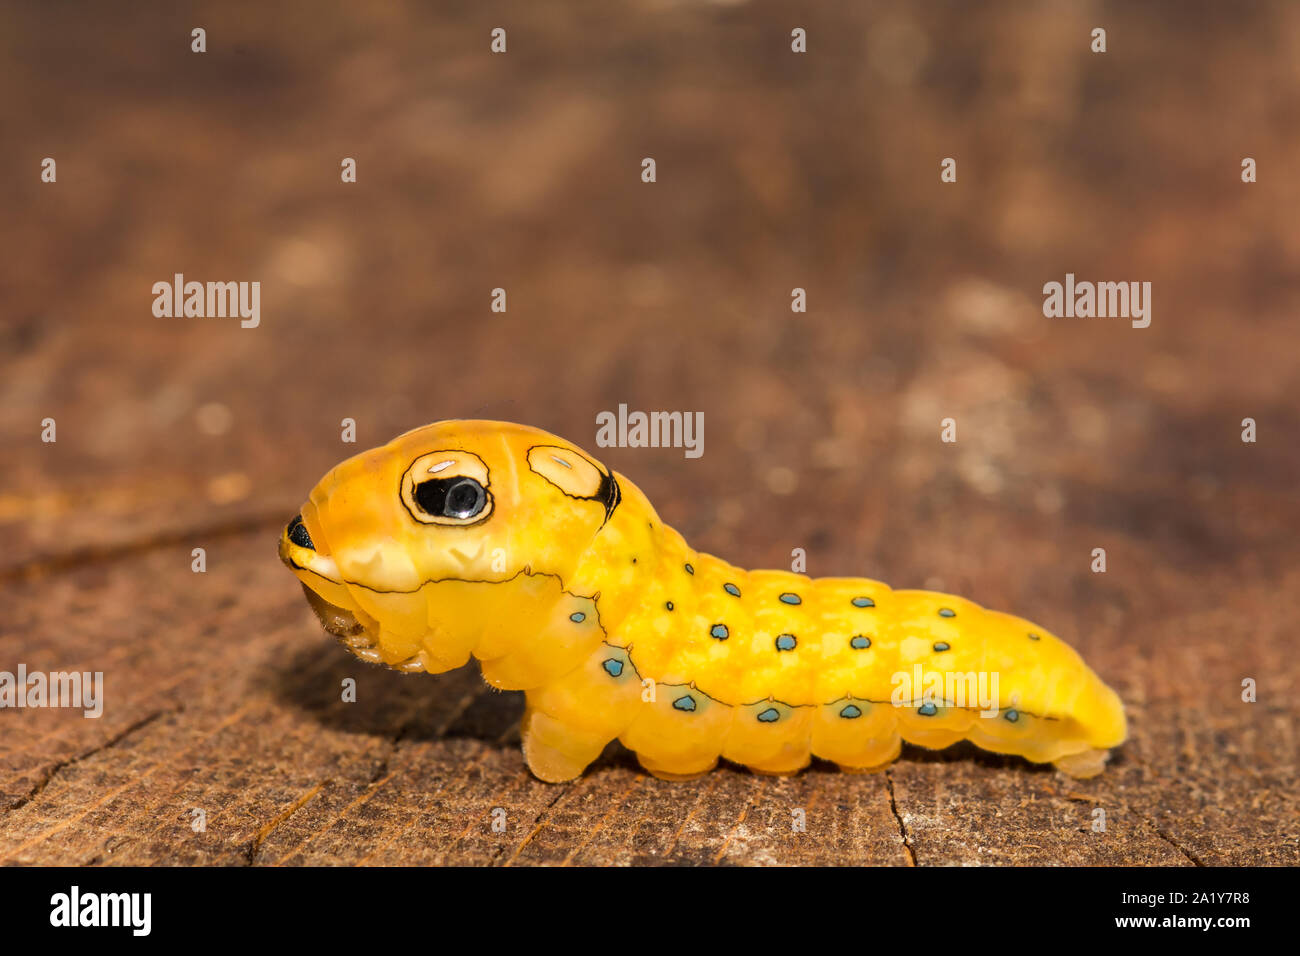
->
xmin=1138 ymin=811 xmax=1206 ymax=867
xmin=658 ymin=775 xmax=713 ymax=862
xmin=5 ymin=708 xmax=175 ymax=813
xmin=884 ymin=769 xmax=918 ymax=866
xmin=497 ymin=786 xmax=569 ymax=867
xmin=0 ymin=510 xmax=290 ymax=582
xmin=711 ymin=779 xmax=758 ymax=864
xmin=246 ymin=781 xmax=330 ymax=865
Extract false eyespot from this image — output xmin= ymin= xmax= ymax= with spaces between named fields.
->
xmin=398 ymin=449 xmax=493 ymax=527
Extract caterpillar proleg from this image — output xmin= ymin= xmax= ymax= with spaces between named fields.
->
xmin=279 ymin=420 xmax=1126 ymax=782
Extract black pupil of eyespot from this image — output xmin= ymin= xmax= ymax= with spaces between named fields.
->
xmin=446 ymin=481 xmax=480 ymax=516
xmin=414 ymin=476 xmax=485 ymax=519
xmin=287 ymin=514 xmax=313 ymax=549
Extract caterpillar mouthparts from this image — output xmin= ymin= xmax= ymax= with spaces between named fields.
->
xmin=296 ymin=582 xmax=363 ymax=640
xmin=281 ymin=419 xmax=1127 ymax=782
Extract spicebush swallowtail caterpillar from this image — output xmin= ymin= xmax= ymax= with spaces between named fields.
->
xmin=280 ymin=420 xmax=1126 ymax=781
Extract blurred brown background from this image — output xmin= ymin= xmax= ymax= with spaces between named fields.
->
xmin=1 ymin=1 xmax=1296 ymax=865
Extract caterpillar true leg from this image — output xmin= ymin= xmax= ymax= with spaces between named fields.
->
xmin=281 ymin=420 xmax=1127 ymax=782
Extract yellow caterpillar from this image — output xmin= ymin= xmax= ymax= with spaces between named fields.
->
xmin=279 ymin=420 xmax=1126 ymax=782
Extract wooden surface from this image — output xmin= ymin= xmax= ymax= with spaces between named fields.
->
xmin=2 ymin=1 xmax=1297 ymax=866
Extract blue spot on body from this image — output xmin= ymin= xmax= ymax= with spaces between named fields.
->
xmin=918 ymin=702 xmax=938 ymax=717
xmin=933 ymin=641 xmax=950 ymax=652
xmin=938 ymin=607 xmax=956 ymax=618
xmin=724 ymin=583 xmax=741 ymax=597
xmin=602 ymin=659 xmax=624 ymax=678
xmin=710 ymin=624 xmax=729 ymax=640
xmin=757 ymin=707 xmax=780 ymax=723
xmin=673 ymin=695 xmax=697 ymax=712
xmin=666 ymin=601 xmax=674 ymax=611
xmin=775 ymin=634 xmax=797 ymax=651
xmin=1004 ymin=709 xmax=1020 ymax=723
xmin=850 ymin=635 xmax=871 ymax=649
xmin=1028 ymin=632 xmax=1041 ymax=641
xmin=851 ymin=596 xmax=875 ymax=608
xmin=779 ymin=592 xmax=802 ymax=605
xmin=839 ymin=704 xmax=862 ymax=719
xmin=684 ymin=563 xmax=695 ymax=575
xmin=569 ymin=612 xmax=586 ymax=623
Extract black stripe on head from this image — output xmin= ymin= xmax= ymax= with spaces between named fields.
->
xmin=526 ymin=443 xmax=622 ymax=526
xmin=597 ymin=469 xmax=622 ymax=523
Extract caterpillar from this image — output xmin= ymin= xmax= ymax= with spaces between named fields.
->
xmin=279 ymin=420 xmax=1126 ymax=782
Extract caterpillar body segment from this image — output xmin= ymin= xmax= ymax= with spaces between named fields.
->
xmin=280 ymin=420 xmax=1127 ymax=782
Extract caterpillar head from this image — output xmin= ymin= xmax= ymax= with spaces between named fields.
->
xmin=279 ymin=420 xmax=621 ymax=672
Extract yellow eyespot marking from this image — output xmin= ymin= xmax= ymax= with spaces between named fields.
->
xmin=527 ymin=444 xmax=605 ymax=499
xmin=399 ymin=449 xmax=493 ymax=527
xmin=280 ymin=419 xmax=1127 ymax=783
